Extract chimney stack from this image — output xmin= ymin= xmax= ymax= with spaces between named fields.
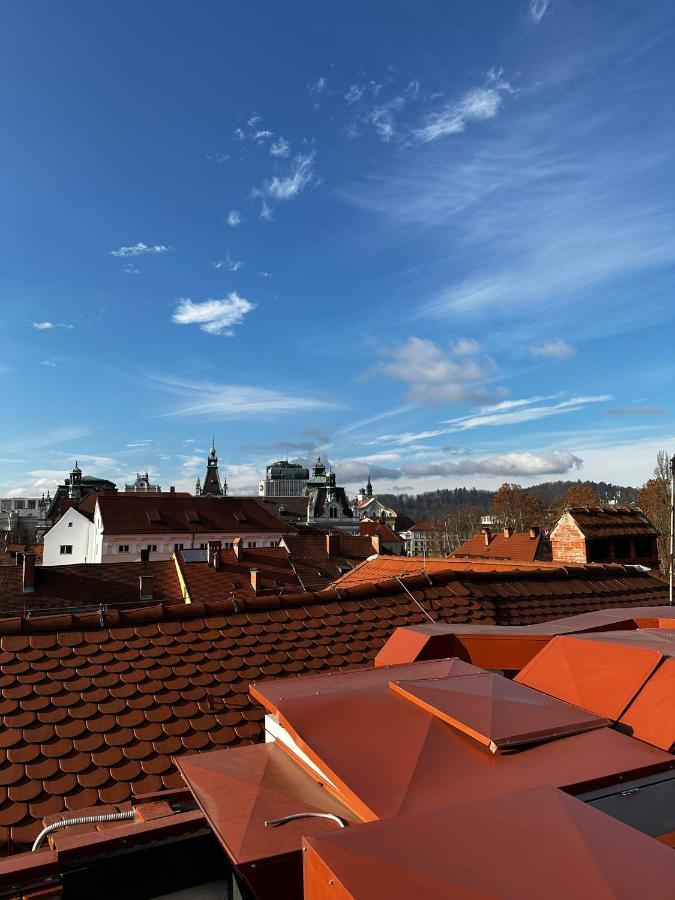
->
xmin=482 ymin=528 xmax=491 ymax=546
xmin=326 ymin=533 xmax=338 ymax=557
xmin=139 ymin=575 xmax=154 ymax=601
xmin=169 ymin=486 xmax=175 ymax=494
xmin=15 ymin=551 xmax=23 ymax=567
xmin=22 ymin=552 xmax=36 ymax=594
xmin=370 ymin=534 xmax=381 ymax=555
xmin=503 ymin=527 xmax=513 ymax=539
xmin=250 ymin=568 xmax=259 ymax=594
xmin=140 ymin=548 xmax=150 ymax=563
xmin=207 ymin=540 xmax=222 ymax=569
xmin=529 ymin=527 xmax=540 ymax=539
xmin=233 ymin=537 xmax=242 ymax=561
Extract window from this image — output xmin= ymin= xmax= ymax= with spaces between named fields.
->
xmin=174 ymin=543 xmax=184 ymax=552
xmin=27 ymin=500 xmax=36 ymax=510
xmin=118 ymin=544 xmax=130 ymax=553
xmin=329 ymin=507 xmax=338 ymax=518
xmin=199 ymin=542 xmax=208 ymax=550
xmin=67 ymin=521 xmax=73 ymax=527
xmin=223 ymin=542 xmax=233 ymax=549
xmin=14 ymin=500 xmax=25 ymax=510
xmin=146 ymin=544 xmax=158 ymax=552
xmin=60 ymin=545 xmax=73 ymax=555
xmin=247 ymin=541 xmax=257 ymax=549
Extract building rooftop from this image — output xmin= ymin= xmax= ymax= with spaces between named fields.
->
xmin=562 ymin=506 xmax=659 ymax=539
xmin=453 ymin=527 xmax=546 ymax=562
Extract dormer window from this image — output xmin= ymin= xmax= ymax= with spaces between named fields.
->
xmin=329 ymin=507 xmax=338 ymax=518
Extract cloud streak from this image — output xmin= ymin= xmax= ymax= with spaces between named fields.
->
xmin=530 ymin=339 xmax=575 ymax=360
xmin=110 ymin=242 xmax=171 ymax=257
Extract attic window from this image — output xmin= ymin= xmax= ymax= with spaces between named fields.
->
xmin=147 ymin=509 xmax=162 ymax=524
xmin=185 ymin=510 xmax=200 ymax=524
xmin=233 ymin=511 xmax=248 ymax=523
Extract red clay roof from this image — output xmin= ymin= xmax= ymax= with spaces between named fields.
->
xmin=358 ymin=522 xmax=402 ymax=543
xmin=334 ymin=555 xmax=564 ymax=587
xmin=282 ymin=534 xmax=375 ymax=591
xmin=176 ymin=547 xmax=301 ymax=601
xmin=0 ymin=566 xmax=669 ymax=852
xmin=303 ymin=786 xmax=675 ymax=899
xmin=453 ymin=529 xmax=543 ymax=562
xmin=565 ymin=506 xmax=659 ymax=538
xmin=82 ymin=493 xmax=296 ymax=535
xmin=0 ymin=560 xmax=182 ymax=615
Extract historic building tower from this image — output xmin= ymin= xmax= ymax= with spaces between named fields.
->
xmin=196 ymin=439 xmax=227 ymax=497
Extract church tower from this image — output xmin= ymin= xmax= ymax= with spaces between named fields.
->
xmin=199 ymin=439 xmax=227 ymax=497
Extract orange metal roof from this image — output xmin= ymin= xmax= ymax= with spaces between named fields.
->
xmin=303 ymin=786 xmax=675 ymax=899
xmin=388 ymin=672 xmax=609 ymax=752
xmin=515 ymin=636 xmax=663 ymax=719
xmin=251 ymin=662 xmax=673 ymax=822
xmin=619 ymin=658 xmax=675 ymax=751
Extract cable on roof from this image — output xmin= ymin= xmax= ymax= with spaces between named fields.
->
xmin=32 ymin=809 xmax=137 ymax=851
xmin=395 ymin=576 xmax=435 ymax=624
xmin=265 ymin=812 xmax=348 ymax=829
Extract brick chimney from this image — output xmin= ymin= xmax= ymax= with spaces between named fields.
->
xmin=207 ymin=540 xmax=222 ymax=570
xmin=482 ymin=528 xmax=491 ymax=546
xmin=169 ymin=486 xmax=175 ymax=494
xmin=139 ymin=575 xmax=154 ymax=601
xmin=326 ymin=533 xmax=339 ymax=557
xmin=22 ymin=552 xmax=36 ymax=594
xmin=529 ymin=527 xmax=540 ymax=539
xmin=503 ymin=527 xmax=513 ymax=539
xmin=370 ymin=534 xmax=381 ymax=555
xmin=233 ymin=537 xmax=242 ymax=561
xmin=250 ymin=568 xmax=259 ymax=594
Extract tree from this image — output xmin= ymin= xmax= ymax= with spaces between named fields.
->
xmin=638 ymin=450 xmax=671 ymax=575
xmin=552 ymin=482 xmax=603 ymax=524
xmin=491 ymin=484 xmax=544 ymax=531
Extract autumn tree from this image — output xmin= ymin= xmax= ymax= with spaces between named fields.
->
xmin=638 ymin=450 xmax=672 ymax=576
xmin=491 ymin=484 xmax=544 ymax=532
xmin=444 ymin=505 xmax=483 ymax=552
xmin=552 ymin=482 xmax=603 ymax=523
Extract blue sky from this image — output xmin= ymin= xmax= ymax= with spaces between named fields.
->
xmin=2 ymin=0 xmax=674 ymax=497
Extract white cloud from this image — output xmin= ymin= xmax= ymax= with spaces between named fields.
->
xmin=227 ymin=210 xmax=242 ymax=227
xmin=146 ymin=373 xmax=337 ymax=420
xmin=171 ymin=293 xmax=255 ymax=336
xmin=345 ymin=84 xmax=364 ymax=105
xmin=212 ymin=252 xmax=242 ymax=273
xmin=415 ymin=73 xmax=512 ymax=143
xmin=307 ymin=76 xmax=327 ymax=96
xmin=529 ymin=0 xmax=551 ymax=25
xmin=254 ymin=130 xmax=273 ymax=141
xmin=260 ymin=200 xmax=273 ymax=221
xmin=270 ymin=137 xmax=291 ymax=157
xmin=370 ymin=337 xmax=496 ymax=404
xmin=41 ymin=359 xmax=58 ymax=367
xmin=110 ymin=242 xmax=171 ymax=257
xmin=404 ymin=450 xmax=582 ymax=478
xmin=255 ymin=152 xmax=317 ymax=202
xmin=126 ymin=440 xmax=152 ymax=448
xmin=122 ymin=262 xmax=139 ymax=275
xmin=33 ymin=321 xmax=73 ymax=330
xmin=257 ymin=271 xmax=272 ymax=278
xmin=530 ymin=339 xmax=575 ymax=360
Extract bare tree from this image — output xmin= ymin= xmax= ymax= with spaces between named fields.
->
xmin=638 ymin=450 xmax=671 ymax=575
xmin=492 ymin=484 xmax=544 ymax=532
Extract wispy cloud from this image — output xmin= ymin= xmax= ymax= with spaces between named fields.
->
xmin=226 ymin=210 xmax=241 ymax=227
xmin=340 ymin=404 xmax=418 ymax=434
xmin=530 ymin=339 xmax=575 ymax=360
xmin=212 ymin=252 xmax=242 ymax=273
xmin=529 ymin=0 xmax=551 ymax=25
xmin=405 ymin=449 xmax=581 ymax=478
xmin=368 ymin=337 xmax=497 ymax=404
xmin=122 ymin=262 xmax=139 ymax=275
xmin=414 ymin=70 xmax=512 ymax=143
xmin=41 ymin=359 xmax=58 ymax=367
xmin=255 ymin=152 xmax=317 ymax=202
xmin=606 ymin=406 xmax=666 ymax=417
xmin=307 ymin=76 xmax=327 ymax=96
xmin=270 ymin=137 xmax=291 ymax=157
xmin=146 ymin=373 xmax=337 ymax=420
xmin=110 ymin=242 xmax=171 ymax=257
xmin=32 ymin=321 xmax=74 ymax=330
xmin=126 ymin=439 xmax=153 ymax=448
xmin=171 ymin=293 xmax=255 ymax=336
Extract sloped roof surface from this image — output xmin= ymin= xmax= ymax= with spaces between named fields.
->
xmin=619 ymin=658 xmax=675 ymax=751
xmin=175 ymin=742 xmax=354 ymax=866
xmin=515 ymin=636 xmax=663 ymax=719
xmin=88 ymin=493 xmax=295 ymax=535
xmin=0 ymin=560 xmax=182 ymax=615
xmin=303 ymin=786 xmax=675 ymax=900
xmin=358 ymin=522 xmax=402 ymax=543
xmin=389 ymin=672 xmax=609 ymax=751
xmin=282 ymin=534 xmax=375 ymax=591
xmin=454 ymin=530 xmax=542 ymax=562
xmin=176 ymin=548 xmax=301 ymax=601
xmin=334 ymin=556 xmax=561 ymax=587
xmin=251 ymin=661 xmax=671 ymax=822
xmin=565 ymin=506 xmax=659 ymax=538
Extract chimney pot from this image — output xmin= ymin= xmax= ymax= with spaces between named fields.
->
xmin=326 ymin=533 xmax=338 ymax=557
xmin=250 ymin=568 xmax=259 ymax=594
xmin=482 ymin=528 xmax=491 ymax=546
xmin=15 ymin=552 xmax=23 ymax=567
xmin=169 ymin=486 xmax=175 ymax=494
xmin=503 ymin=527 xmax=513 ymax=539
xmin=233 ymin=537 xmax=242 ymax=561
xmin=370 ymin=534 xmax=381 ymax=555
xmin=207 ymin=540 xmax=222 ymax=569
xmin=22 ymin=552 xmax=36 ymax=594
xmin=529 ymin=527 xmax=540 ymax=539
xmin=139 ymin=575 xmax=154 ymax=601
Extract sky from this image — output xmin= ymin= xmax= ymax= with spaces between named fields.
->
xmin=1 ymin=0 xmax=675 ymax=499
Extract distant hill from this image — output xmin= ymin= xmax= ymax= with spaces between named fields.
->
xmin=378 ymin=481 xmax=639 ymax=523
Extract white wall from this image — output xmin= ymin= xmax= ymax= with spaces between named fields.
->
xmin=43 ymin=507 xmax=96 ymax=565
xmin=98 ymin=531 xmax=287 ymax=563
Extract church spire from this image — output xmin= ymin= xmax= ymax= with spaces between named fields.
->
xmin=200 ymin=439 xmax=226 ymax=497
